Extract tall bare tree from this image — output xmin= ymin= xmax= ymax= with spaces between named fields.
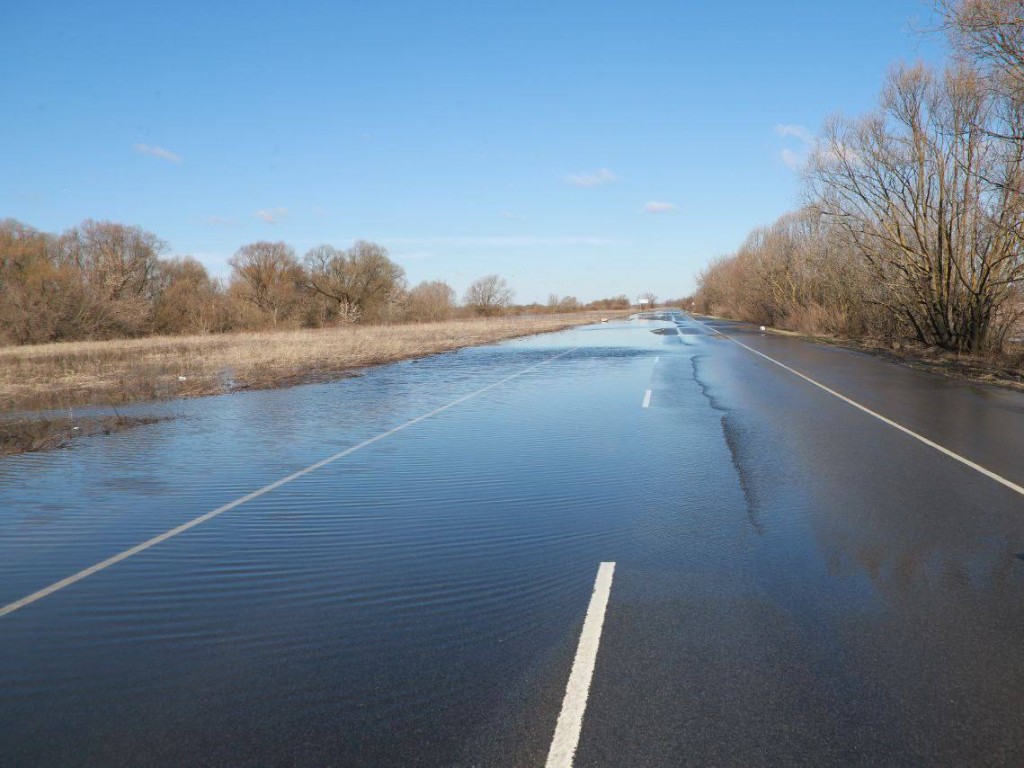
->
xmin=229 ymin=241 xmax=303 ymax=326
xmin=303 ymin=240 xmax=405 ymax=323
xmin=940 ymin=0 xmax=1024 ymax=207
xmin=942 ymin=0 xmax=1024 ymax=101
xmin=464 ymin=274 xmax=513 ymax=316
xmin=59 ymin=220 xmax=165 ymax=302
xmin=809 ymin=62 xmax=1024 ymax=352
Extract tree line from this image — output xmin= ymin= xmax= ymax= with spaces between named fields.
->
xmin=0 ymin=218 xmax=631 ymax=345
xmin=694 ymin=0 xmax=1024 ymax=355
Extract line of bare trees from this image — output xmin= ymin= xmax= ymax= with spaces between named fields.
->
xmin=0 ymin=219 xmax=631 ymax=345
xmin=695 ymin=0 xmax=1024 ymax=355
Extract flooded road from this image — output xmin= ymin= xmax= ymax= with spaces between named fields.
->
xmin=2 ymin=315 xmax=1024 ymax=765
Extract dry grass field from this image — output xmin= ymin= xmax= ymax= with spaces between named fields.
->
xmin=1 ymin=312 xmax=619 ymax=415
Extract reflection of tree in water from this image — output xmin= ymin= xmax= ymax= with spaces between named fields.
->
xmin=814 ymin=497 xmax=1024 ymax=598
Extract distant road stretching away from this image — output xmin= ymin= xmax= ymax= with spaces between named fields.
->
xmin=2 ymin=314 xmax=1023 ymax=766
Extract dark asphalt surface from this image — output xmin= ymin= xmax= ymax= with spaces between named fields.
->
xmin=1 ymin=313 xmax=1023 ymax=766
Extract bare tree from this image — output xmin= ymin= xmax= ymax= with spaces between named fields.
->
xmin=55 ymin=220 xmax=167 ymax=335
xmin=0 ymin=219 xmax=92 ymax=343
xmin=152 ymin=257 xmax=228 ymax=334
xmin=587 ymin=294 xmax=630 ymax=310
xmin=229 ymin=241 xmax=303 ymax=326
xmin=303 ymin=240 xmax=405 ymax=323
xmin=406 ymin=280 xmax=456 ymax=322
xmin=695 ymin=207 xmax=884 ymax=336
xmin=939 ymin=0 xmax=1024 ymax=195
xmin=465 ymin=274 xmax=514 ymax=316
xmin=942 ymin=0 xmax=1024 ymax=103
xmin=546 ymin=293 xmax=580 ymax=312
xmin=638 ymin=291 xmax=658 ymax=307
xmin=809 ymin=62 xmax=1024 ymax=353
xmin=59 ymin=220 xmax=165 ymax=301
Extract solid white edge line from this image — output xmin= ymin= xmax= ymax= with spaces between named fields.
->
xmin=0 ymin=346 xmax=581 ymax=618
xmin=546 ymin=561 xmax=616 ymax=768
xmin=688 ymin=315 xmax=1024 ymax=499
xmin=642 ymin=390 xmax=652 ymax=409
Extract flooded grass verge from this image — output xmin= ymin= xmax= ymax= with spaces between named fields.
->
xmin=0 ymin=415 xmax=166 ymax=456
xmin=0 ymin=313 xmax=622 ymax=455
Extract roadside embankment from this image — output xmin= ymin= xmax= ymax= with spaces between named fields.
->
xmin=707 ymin=315 xmax=1024 ymax=393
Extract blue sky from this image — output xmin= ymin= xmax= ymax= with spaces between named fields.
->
xmin=2 ymin=0 xmax=946 ymax=303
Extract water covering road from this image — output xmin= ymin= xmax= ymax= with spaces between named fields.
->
xmin=2 ymin=314 xmax=1023 ymax=765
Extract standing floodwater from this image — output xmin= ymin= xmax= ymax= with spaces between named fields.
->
xmin=3 ymin=316 xmax=1024 ymax=766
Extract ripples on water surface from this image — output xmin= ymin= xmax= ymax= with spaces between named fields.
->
xmin=0 ymin=320 xmax=747 ymax=764
xmin=4 ymin=317 xmax=1024 ymax=765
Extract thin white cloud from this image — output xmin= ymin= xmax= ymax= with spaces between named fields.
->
xmin=133 ymin=143 xmax=182 ymax=164
xmin=812 ymin=142 xmax=862 ymax=169
xmin=499 ymin=210 xmax=525 ymax=221
xmin=774 ymin=124 xmax=813 ymax=144
xmin=255 ymin=207 xmax=288 ymax=223
xmin=563 ymin=168 xmax=618 ymax=188
xmin=780 ymin=148 xmax=804 ymax=170
xmin=643 ymin=201 xmax=678 ymax=214
xmin=205 ymin=215 xmax=237 ymax=226
xmin=775 ymin=124 xmax=816 ymax=170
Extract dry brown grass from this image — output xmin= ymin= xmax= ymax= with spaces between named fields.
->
xmin=844 ymin=338 xmax=1024 ymax=392
xmin=0 ymin=312 xmax=621 ymax=414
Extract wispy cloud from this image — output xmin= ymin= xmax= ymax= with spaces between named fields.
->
xmin=774 ymin=124 xmax=813 ymax=143
xmin=774 ymin=124 xmax=814 ymax=170
xmin=499 ymin=210 xmax=526 ymax=221
xmin=205 ymin=215 xmax=237 ymax=226
xmin=386 ymin=235 xmax=617 ymax=247
xmin=780 ymin=148 xmax=803 ymax=170
xmin=643 ymin=201 xmax=678 ymax=214
xmin=812 ymin=141 xmax=862 ymax=169
xmin=255 ymin=207 xmax=288 ymax=223
xmin=563 ymin=168 xmax=617 ymax=188
xmin=133 ymin=143 xmax=182 ymax=164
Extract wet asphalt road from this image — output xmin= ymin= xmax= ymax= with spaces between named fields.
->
xmin=1 ymin=313 xmax=1023 ymax=766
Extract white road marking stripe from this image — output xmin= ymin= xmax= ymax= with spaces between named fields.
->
xmin=689 ymin=315 xmax=1024 ymax=499
xmin=546 ymin=562 xmax=616 ymax=768
xmin=642 ymin=389 xmax=652 ymax=408
xmin=0 ymin=346 xmax=581 ymax=618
